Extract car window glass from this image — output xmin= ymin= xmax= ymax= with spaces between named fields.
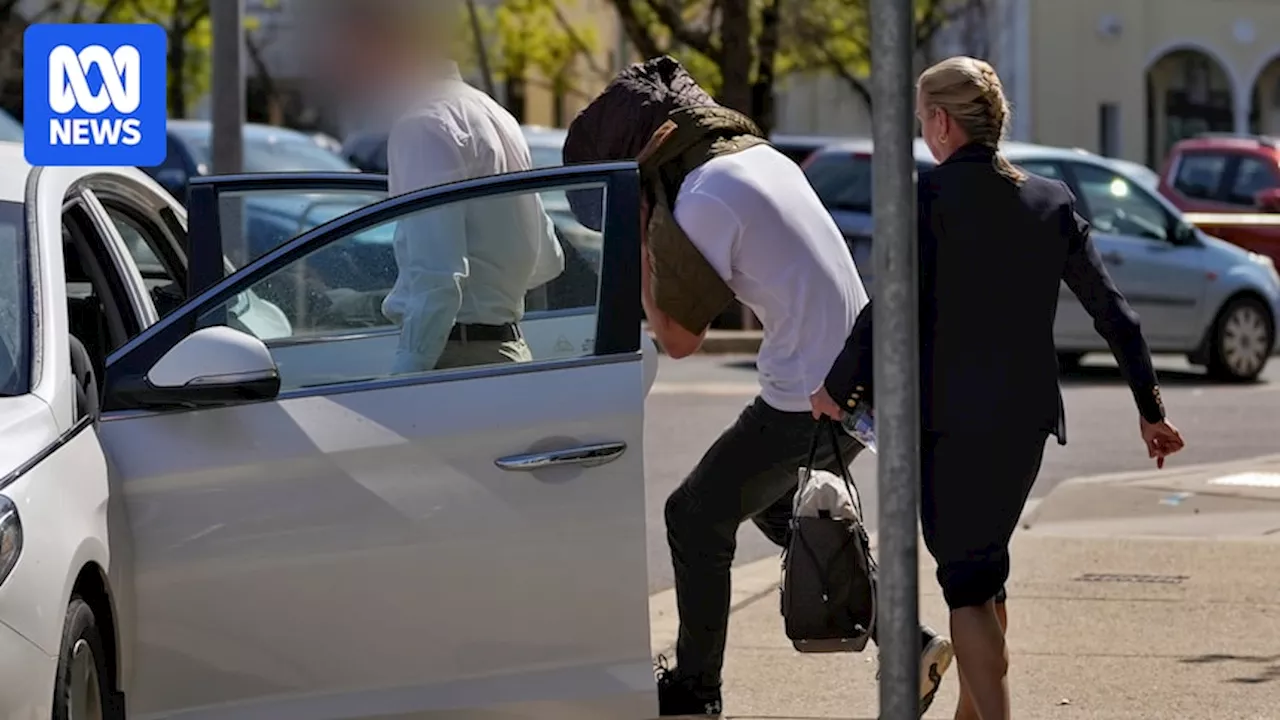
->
xmin=200 ymin=183 xmax=606 ymax=391
xmin=1172 ymin=152 xmax=1228 ymax=200
xmin=1072 ymin=162 xmax=1170 ymax=242
xmin=0 ymin=202 xmax=27 ymax=396
xmin=215 ymin=189 xmax=390 ymax=267
xmin=1017 ymin=161 xmax=1063 ymax=179
xmin=803 ymin=153 xmax=933 ymax=214
xmin=1227 ymin=157 xmax=1280 ymax=206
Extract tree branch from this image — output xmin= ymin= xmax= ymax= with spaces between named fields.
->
xmin=610 ymin=0 xmax=664 ymax=60
xmin=548 ymin=1 xmax=611 ymax=81
xmin=641 ymin=0 xmax=714 ymax=56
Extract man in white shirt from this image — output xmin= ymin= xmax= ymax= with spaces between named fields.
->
xmin=564 ymin=58 xmax=953 ymax=718
xmin=319 ymin=1 xmax=564 ymax=373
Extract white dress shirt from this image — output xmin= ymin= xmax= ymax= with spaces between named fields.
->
xmin=381 ymin=62 xmax=564 ymax=373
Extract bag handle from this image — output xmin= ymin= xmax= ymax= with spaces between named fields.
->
xmin=804 ymin=418 xmax=857 ymax=502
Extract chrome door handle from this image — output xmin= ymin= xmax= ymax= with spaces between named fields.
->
xmin=1101 ymin=251 xmax=1124 ymax=265
xmin=495 ymin=442 xmax=627 ymax=471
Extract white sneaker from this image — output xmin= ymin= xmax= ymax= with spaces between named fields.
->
xmin=919 ymin=633 xmax=954 ymax=716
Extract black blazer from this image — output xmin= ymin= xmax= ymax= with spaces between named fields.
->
xmin=825 ymin=143 xmax=1165 ymax=444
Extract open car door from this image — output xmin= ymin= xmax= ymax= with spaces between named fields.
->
xmin=97 ymin=163 xmax=655 ymax=718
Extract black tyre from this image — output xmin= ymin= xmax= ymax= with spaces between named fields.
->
xmin=52 ymin=599 xmax=109 ymax=720
xmin=1207 ymin=296 xmax=1273 ymax=383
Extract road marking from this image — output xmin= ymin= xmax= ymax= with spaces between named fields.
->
xmin=650 ymin=382 xmax=761 ymax=396
xmin=1208 ymin=472 xmax=1280 ymax=488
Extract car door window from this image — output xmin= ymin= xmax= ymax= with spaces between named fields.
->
xmin=1226 ymin=157 xmax=1280 ymax=207
xmin=1071 ymin=162 xmax=1171 ymax=242
xmin=215 ymin=188 xmax=390 ymax=267
xmin=1017 ymin=160 xmax=1065 ymax=180
xmin=201 ymin=182 xmax=608 ymax=391
xmin=1171 ymin=152 xmax=1229 ymax=200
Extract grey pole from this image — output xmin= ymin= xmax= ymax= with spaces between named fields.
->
xmin=870 ymin=0 xmax=920 ymax=718
xmin=210 ymin=0 xmax=246 ymax=264
xmin=210 ymin=0 xmax=245 ymax=175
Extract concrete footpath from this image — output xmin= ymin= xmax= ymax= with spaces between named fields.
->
xmin=649 ymin=456 xmax=1280 ymax=719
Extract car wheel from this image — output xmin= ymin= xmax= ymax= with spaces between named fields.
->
xmin=1056 ymin=352 xmax=1084 ymax=372
xmin=1207 ymin=297 xmax=1273 ymax=383
xmin=53 ymin=599 xmax=110 ymax=720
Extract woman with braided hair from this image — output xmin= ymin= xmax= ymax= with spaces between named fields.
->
xmin=813 ymin=56 xmax=1185 ymax=719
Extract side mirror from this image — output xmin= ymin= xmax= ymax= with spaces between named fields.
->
xmin=1170 ymin=221 xmax=1198 ymax=246
xmin=111 ymin=326 xmax=280 ymax=411
xmin=1255 ymin=188 xmax=1280 ymax=212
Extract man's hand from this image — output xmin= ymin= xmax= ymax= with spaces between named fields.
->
xmin=810 ymin=386 xmax=843 ymax=421
xmin=1140 ymin=418 xmax=1185 ymax=468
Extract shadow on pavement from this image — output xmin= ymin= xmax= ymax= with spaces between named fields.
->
xmin=1181 ymin=653 xmax=1280 ymax=685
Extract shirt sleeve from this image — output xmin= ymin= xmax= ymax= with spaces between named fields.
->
xmin=671 ymin=189 xmax=739 ymax=283
xmin=526 ymin=194 xmax=566 ymax=290
xmin=383 ymin=114 xmax=471 ymax=374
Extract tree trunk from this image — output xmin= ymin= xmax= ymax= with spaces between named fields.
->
xmin=751 ymin=0 xmax=782 ymax=135
xmin=166 ymin=3 xmax=189 ymax=117
xmin=715 ymin=0 xmax=752 ymax=116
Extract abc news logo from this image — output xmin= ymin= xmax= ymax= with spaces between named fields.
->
xmin=48 ymin=44 xmax=143 ymax=147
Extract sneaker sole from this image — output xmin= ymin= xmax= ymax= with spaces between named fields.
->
xmin=919 ymin=636 xmax=954 ymax=715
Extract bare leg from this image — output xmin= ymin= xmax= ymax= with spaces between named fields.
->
xmin=949 ymin=600 xmax=1010 ymax=720
xmin=954 ymin=602 xmax=1007 ymax=720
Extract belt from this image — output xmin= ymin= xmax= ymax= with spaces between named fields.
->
xmin=448 ymin=323 xmax=522 ymax=343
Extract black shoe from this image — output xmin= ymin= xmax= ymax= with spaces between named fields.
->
xmin=655 ymin=656 xmax=723 ymax=717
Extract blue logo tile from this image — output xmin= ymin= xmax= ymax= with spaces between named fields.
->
xmin=23 ymin=24 xmax=167 ymax=167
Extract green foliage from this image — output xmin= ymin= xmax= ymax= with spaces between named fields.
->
xmin=467 ymin=0 xmax=601 ymax=94
xmin=87 ymin=0 xmax=213 ymax=116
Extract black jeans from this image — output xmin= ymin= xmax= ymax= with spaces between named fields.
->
xmin=665 ymin=397 xmax=862 ymax=688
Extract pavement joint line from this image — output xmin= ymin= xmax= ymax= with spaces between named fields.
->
xmin=1044 ymin=453 xmax=1280 ymax=487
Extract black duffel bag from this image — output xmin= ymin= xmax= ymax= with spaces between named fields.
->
xmin=780 ymin=419 xmax=876 ymax=653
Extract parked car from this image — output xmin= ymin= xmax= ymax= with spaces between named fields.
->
xmin=0 ymin=139 xmax=657 ymax=718
xmin=0 ymin=109 xmax=21 ymax=143
xmin=804 ymin=139 xmax=1280 ymax=381
xmin=1156 ymin=133 xmax=1280 ymax=266
xmin=143 ymin=120 xmax=358 ymax=201
xmin=343 ymin=127 xmax=841 ymax=173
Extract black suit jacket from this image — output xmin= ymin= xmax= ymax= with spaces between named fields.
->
xmin=825 ymin=143 xmax=1165 ymax=443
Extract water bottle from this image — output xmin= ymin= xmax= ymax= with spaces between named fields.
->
xmin=840 ymin=404 xmax=878 ymax=454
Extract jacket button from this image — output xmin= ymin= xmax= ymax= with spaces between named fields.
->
xmin=847 ymin=399 xmax=857 ymax=408
xmin=856 ymin=385 xmax=865 ymax=391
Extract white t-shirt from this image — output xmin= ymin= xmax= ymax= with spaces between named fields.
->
xmin=675 ymin=144 xmax=870 ymax=413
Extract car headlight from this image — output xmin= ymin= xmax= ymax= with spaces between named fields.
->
xmin=0 ymin=497 xmax=21 ymax=586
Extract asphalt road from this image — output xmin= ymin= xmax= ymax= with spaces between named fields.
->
xmin=642 ymin=353 xmax=1280 ymax=592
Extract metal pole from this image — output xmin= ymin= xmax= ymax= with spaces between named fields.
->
xmin=871 ymin=0 xmax=920 ymax=718
xmin=211 ymin=0 xmax=245 ymax=265
xmin=211 ymin=0 xmax=245 ymax=174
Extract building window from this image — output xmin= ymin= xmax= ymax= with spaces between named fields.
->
xmin=1099 ymin=103 xmax=1121 ymax=158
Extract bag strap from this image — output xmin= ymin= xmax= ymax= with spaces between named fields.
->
xmin=804 ymin=419 xmax=857 ymax=504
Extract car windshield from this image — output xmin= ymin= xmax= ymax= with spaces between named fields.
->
xmin=0 ymin=201 xmax=28 ymax=396
xmin=0 ymin=109 xmax=22 ymax=143
xmin=805 ymin=151 xmax=933 ymax=214
xmin=177 ymin=129 xmax=355 ymax=173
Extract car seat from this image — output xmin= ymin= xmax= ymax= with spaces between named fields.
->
xmin=63 ymin=241 xmax=110 ymax=381
xmin=68 ymin=333 xmax=99 ymax=421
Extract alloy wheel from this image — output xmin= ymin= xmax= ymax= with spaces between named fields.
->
xmin=68 ymin=639 xmax=103 ymax=720
xmin=1220 ymin=303 xmax=1270 ymax=379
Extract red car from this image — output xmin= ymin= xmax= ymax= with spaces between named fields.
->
xmin=1157 ymin=134 xmax=1280 ymax=265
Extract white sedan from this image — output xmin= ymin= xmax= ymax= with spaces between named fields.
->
xmin=0 ymin=141 xmax=658 ymax=719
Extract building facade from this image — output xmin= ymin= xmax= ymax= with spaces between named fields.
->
xmin=997 ymin=0 xmax=1280 ymax=167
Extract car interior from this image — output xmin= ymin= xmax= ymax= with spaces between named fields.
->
xmin=61 ymin=204 xmax=140 ymax=395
